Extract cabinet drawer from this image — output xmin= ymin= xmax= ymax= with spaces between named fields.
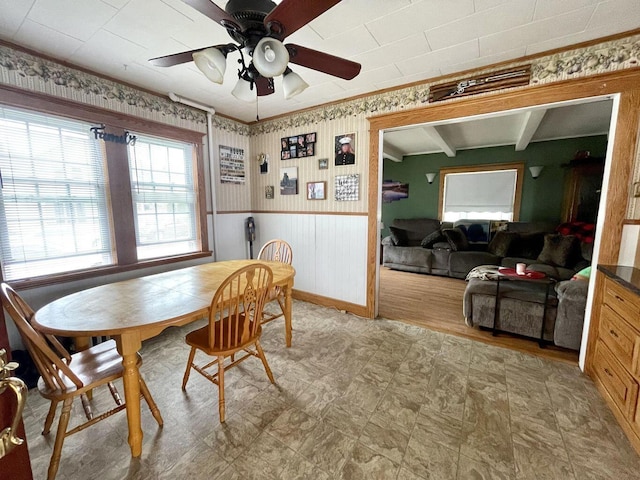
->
xmin=604 ymin=278 xmax=640 ymax=325
xmin=600 ymin=304 xmax=640 ymax=376
xmin=595 ymin=341 xmax=639 ymax=418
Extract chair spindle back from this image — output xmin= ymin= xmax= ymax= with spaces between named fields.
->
xmin=258 ymin=239 xmax=293 ymax=265
xmin=207 ymin=265 xmax=273 ymax=351
xmin=0 ymin=283 xmax=83 ymax=392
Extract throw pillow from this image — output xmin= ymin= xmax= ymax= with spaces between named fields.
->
xmin=442 ymin=227 xmax=469 ymax=252
xmin=537 ymin=234 xmax=579 ymax=267
xmin=421 ymin=229 xmax=444 ymax=248
xmin=487 ymin=231 xmax=518 ymax=257
xmin=389 ymin=226 xmax=409 ymax=246
xmin=507 ymin=232 xmax=545 ymax=259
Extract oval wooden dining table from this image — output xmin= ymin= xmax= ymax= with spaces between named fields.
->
xmin=33 ymin=259 xmax=295 ymax=458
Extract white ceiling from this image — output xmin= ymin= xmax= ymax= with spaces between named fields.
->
xmin=0 ymin=0 xmax=638 ymax=122
xmin=383 ymin=98 xmax=613 ymax=159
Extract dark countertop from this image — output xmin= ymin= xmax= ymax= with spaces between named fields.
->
xmin=598 ymin=264 xmax=640 ymax=296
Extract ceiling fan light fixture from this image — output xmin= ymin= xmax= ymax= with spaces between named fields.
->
xmin=282 ymin=68 xmax=308 ymax=99
xmin=231 ymin=75 xmax=256 ymax=102
xmin=252 ymin=37 xmax=289 ymax=78
xmin=193 ymin=47 xmax=227 ymax=84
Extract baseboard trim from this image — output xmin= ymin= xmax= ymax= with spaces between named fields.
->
xmin=292 ymin=289 xmax=370 ymax=318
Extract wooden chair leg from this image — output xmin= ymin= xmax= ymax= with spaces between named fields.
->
xmin=217 ymin=356 xmax=225 ymax=423
xmin=182 ymin=347 xmax=196 ymax=391
xmin=47 ymin=397 xmax=72 ymax=480
xmin=42 ymin=400 xmax=58 ymax=436
xmin=139 ymin=377 xmax=163 ymax=427
xmin=255 ymin=341 xmax=275 ymax=384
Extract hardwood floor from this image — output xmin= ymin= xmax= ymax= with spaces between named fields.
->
xmin=378 ymin=267 xmax=579 ymax=364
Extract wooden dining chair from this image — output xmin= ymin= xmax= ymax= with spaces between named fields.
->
xmin=257 ymin=239 xmax=293 ymax=325
xmin=0 ymin=283 xmax=163 ymax=480
xmin=182 ymin=264 xmax=274 ymax=422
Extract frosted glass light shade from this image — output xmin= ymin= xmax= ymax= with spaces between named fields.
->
xmin=283 ymin=70 xmax=308 ymax=99
xmin=253 ymin=37 xmax=289 ymax=78
xmin=231 ymin=77 xmax=256 ymax=102
xmin=425 ymin=173 xmax=437 ymax=184
xmin=193 ymin=48 xmax=227 ymax=84
xmin=529 ymin=166 xmax=544 ymax=179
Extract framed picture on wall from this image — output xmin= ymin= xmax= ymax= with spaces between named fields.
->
xmin=307 ymin=181 xmax=326 ymax=200
xmin=280 ymin=166 xmax=298 ymax=195
xmin=318 ymin=158 xmax=328 ymax=170
xmin=281 ymin=132 xmax=316 ymax=159
xmin=335 ymin=174 xmax=359 ymax=201
xmin=265 ymin=185 xmax=274 ymax=199
xmin=335 ymin=133 xmax=355 ymax=166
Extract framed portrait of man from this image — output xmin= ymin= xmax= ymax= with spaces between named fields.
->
xmin=335 ymin=133 xmax=355 ymax=166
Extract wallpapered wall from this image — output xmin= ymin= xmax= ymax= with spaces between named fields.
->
xmin=382 ymin=135 xmax=609 ymax=235
xmin=250 ymin=115 xmax=368 ymax=213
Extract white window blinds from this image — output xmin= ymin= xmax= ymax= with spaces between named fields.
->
xmin=0 ymin=107 xmax=114 ymax=281
xmin=128 ymin=135 xmax=198 ymax=260
xmin=443 ymin=169 xmax=518 ymax=221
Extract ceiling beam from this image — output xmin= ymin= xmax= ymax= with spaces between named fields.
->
xmin=515 ymin=109 xmax=547 ymax=151
xmin=421 ymin=126 xmax=456 ymax=157
xmin=382 ymin=142 xmax=404 ymax=162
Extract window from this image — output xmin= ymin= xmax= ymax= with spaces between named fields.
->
xmin=0 ymin=107 xmax=113 ymax=281
xmin=0 ymin=95 xmax=207 ymax=285
xmin=128 ymin=136 xmax=198 ymax=260
xmin=439 ymin=163 xmax=524 ymax=222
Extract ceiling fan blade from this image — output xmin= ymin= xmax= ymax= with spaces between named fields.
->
xmin=286 ymin=44 xmax=361 ymax=80
xmin=182 ymin=0 xmax=241 ymax=32
xmin=255 ymin=75 xmax=275 ymax=96
xmin=149 ymin=47 xmax=211 ymax=67
xmin=264 ymin=0 xmax=341 ymax=39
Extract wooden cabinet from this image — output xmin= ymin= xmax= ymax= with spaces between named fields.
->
xmin=561 ymin=157 xmax=605 ymax=224
xmin=590 ymin=272 xmax=640 ymax=454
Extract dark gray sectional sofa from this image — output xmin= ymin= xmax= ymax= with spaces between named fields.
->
xmin=382 ymin=217 xmax=590 ymax=280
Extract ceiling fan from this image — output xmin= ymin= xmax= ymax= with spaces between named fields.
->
xmin=150 ymin=0 xmax=362 ymax=102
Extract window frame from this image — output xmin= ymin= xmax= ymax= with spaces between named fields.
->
xmin=437 ymin=162 xmax=524 ymax=222
xmin=0 ymin=85 xmax=210 ymax=289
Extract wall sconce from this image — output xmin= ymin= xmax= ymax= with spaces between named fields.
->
xmin=529 ymin=166 xmax=544 ymax=179
xmin=425 ymin=173 xmax=437 ymax=184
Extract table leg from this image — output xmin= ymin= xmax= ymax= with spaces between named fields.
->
xmin=116 ymin=332 xmax=143 ymax=457
xmin=539 ymin=282 xmax=553 ymax=348
xmin=492 ymin=278 xmax=501 ymax=337
xmin=284 ymin=281 xmax=293 ymax=348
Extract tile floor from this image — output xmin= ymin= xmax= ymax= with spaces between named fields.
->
xmin=23 ymin=301 xmax=640 ymax=479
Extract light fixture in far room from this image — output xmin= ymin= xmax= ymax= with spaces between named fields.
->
xmin=282 ymin=68 xmax=309 ymax=99
xmin=529 ymin=166 xmax=544 ymax=179
xmin=425 ymin=172 xmax=437 ymax=184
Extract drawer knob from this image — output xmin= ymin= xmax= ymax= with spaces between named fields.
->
xmin=614 ymin=294 xmax=625 ymax=303
xmin=610 ymin=329 xmax=619 ymax=338
xmin=604 ymin=368 xmax=614 ymax=377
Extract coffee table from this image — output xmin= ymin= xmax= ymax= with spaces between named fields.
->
xmin=492 ymin=267 xmax=556 ymax=347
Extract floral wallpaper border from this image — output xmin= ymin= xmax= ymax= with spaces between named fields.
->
xmin=1 ymin=32 xmax=638 ymax=137
xmin=0 ymin=44 xmax=250 ymax=136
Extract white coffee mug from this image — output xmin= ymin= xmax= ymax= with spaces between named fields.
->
xmin=516 ymin=263 xmax=526 ymax=275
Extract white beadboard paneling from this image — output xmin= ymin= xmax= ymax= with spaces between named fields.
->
xmin=215 ymin=213 xmax=252 ymax=260
xmin=253 ymin=213 xmax=368 ymax=306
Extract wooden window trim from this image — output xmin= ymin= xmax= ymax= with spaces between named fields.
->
xmin=437 ymin=162 xmax=525 ymax=221
xmin=9 ymin=251 xmax=213 ymax=290
xmin=0 ymin=85 xmax=209 ymax=283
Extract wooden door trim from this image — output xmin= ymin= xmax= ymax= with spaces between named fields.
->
xmin=366 ymin=70 xmax=640 ymax=344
